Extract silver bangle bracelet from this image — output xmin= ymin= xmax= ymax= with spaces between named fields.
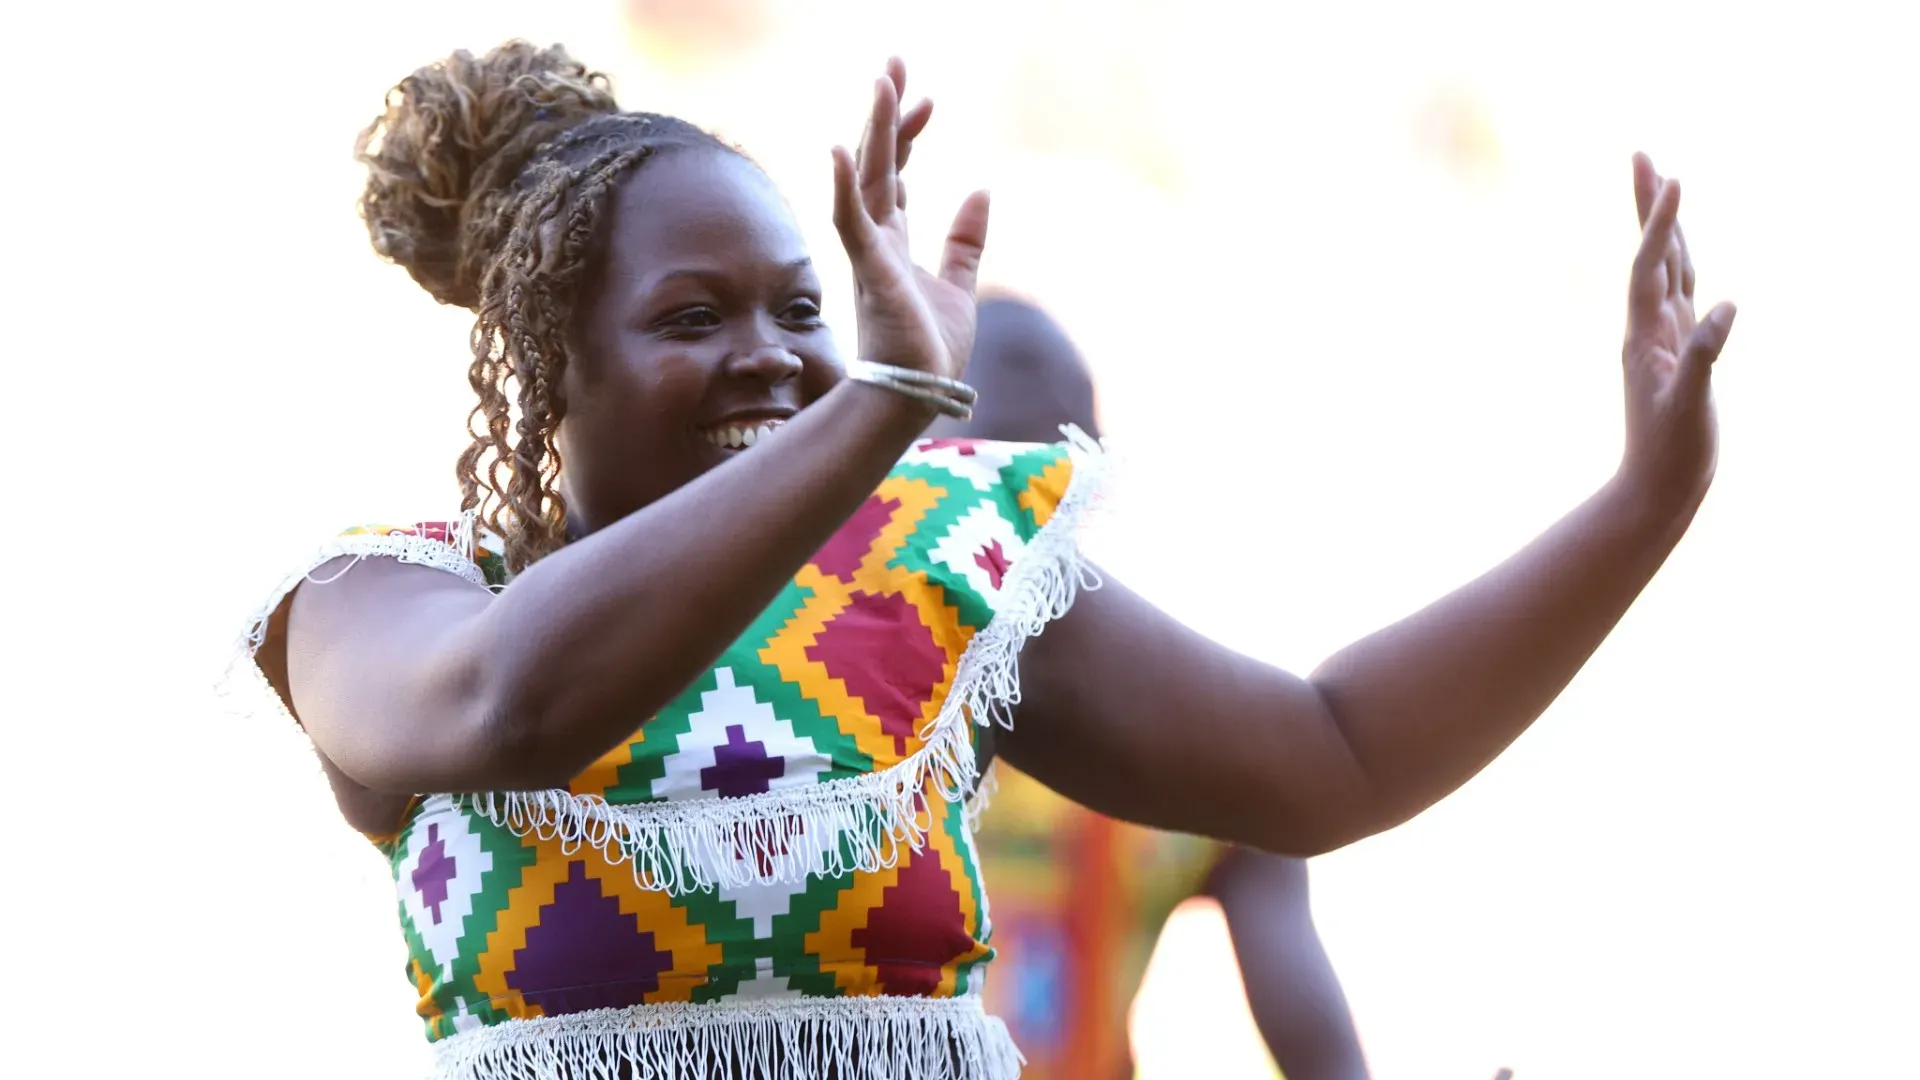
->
xmin=844 ymin=359 xmax=976 ymax=420
xmin=845 ymin=359 xmax=979 ymax=405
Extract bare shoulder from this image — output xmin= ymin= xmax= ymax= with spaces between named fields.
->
xmin=252 ymin=542 xmax=498 ymax=802
xmin=281 ymin=554 xmax=494 ymax=677
xmin=260 ymin=556 xmax=490 ymax=711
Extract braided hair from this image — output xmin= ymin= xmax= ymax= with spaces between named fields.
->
xmin=356 ymin=40 xmax=732 ymax=571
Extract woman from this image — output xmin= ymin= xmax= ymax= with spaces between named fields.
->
xmin=238 ymin=40 xmax=1734 ymax=1080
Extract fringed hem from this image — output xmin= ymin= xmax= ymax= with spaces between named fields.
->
xmin=962 ymin=762 xmax=1000 ymax=833
xmin=431 ymin=997 xmax=1024 ymax=1080
xmin=464 ymin=426 xmax=1107 ymax=892
xmin=455 ymin=710 xmax=978 ymax=894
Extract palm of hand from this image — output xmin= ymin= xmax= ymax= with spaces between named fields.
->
xmin=831 ymin=60 xmax=991 ymax=382
xmin=1620 ymin=153 xmax=1736 ymax=507
xmin=909 ymin=262 xmax=979 ymax=383
xmin=857 ymin=203 xmax=978 ymax=381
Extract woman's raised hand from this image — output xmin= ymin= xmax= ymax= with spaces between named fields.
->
xmin=1617 ymin=152 xmax=1737 ymax=511
xmin=831 ymin=58 xmax=991 ymax=382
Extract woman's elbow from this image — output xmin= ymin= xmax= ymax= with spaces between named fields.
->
xmin=459 ymin=673 xmax=595 ymax=791
xmin=1230 ymin=772 xmax=1386 ymax=858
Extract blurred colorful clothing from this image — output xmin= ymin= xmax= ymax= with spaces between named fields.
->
xmin=977 ymin=764 xmax=1224 ymax=1080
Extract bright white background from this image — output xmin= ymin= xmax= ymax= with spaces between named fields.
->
xmin=7 ymin=2 xmax=1914 ymax=1077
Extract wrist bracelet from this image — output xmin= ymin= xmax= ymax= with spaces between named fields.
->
xmin=846 ymin=360 xmax=978 ymax=405
xmin=845 ymin=359 xmax=976 ymax=420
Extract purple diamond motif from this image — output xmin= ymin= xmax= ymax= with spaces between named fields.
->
xmin=507 ymin=862 xmax=674 ymax=1015
xmin=700 ymin=723 xmax=787 ymax=798
xmin=410 ymin=823 xmax=456 ymax=924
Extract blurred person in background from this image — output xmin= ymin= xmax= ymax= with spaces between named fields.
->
xmin=237 ymin=38 xmax=1733 ymax=1080
xmin=935 ymin=294 xmax=1372 ymax=1080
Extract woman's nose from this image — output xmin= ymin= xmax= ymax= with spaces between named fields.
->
xmin=724 ymin=344 xmax=804 ymax=384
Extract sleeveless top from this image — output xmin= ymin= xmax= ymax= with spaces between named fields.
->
xmin=232 ymin=432 xmax=1103 ymax=1080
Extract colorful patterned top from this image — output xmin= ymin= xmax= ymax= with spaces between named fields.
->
xmin=234 ymin=433 xmax=1102 ymax=1080
xmin=976 ymin=763 xmax=1224 ymax=1080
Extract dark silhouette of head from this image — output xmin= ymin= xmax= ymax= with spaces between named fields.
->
xmin=926 ymin=295 xmax=1100 ymax=444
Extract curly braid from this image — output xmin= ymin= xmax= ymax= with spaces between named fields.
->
xmin=357 ymin=41 xmax=729 ymax=571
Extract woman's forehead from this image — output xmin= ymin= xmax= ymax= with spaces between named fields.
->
xmin=600 ymin=150 xmax=811 ymax=285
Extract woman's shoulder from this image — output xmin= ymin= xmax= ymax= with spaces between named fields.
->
xmin=235 ymin=511 xmax=504 ymax=670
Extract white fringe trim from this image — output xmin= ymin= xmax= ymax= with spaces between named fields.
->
xmin=463 ymin=426 xmax=1107 ymax=895
xmin=432 ymin=996 xmax=1022 ymax=1080
xmin=218 ymin=513 xmax=490 ymax=727
xmin=962 ymin=761 xmax=1001 ymax=834
xmin=236 ymin=512 xmax=486 ymax=658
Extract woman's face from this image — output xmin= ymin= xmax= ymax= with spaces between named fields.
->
xmin=557 ymin=146 xmax=841 ymax=536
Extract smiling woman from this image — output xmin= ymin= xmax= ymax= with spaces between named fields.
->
xmin=243 ymin=39 xmax=1046 ymax=1080
xmin=354 ymin=57 xmax=847 ymax=570
xmin=235 ymin=35 xmax=1738 ymax=1080
xmin=544 ymin=149 xmax=837 ymax=534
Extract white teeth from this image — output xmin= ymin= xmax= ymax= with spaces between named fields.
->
xmin=706 ymin=420 xmax=785 ymax=450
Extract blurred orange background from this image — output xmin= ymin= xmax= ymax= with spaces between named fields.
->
xmin=8 ymin=2 xmax=1914 ymax=1077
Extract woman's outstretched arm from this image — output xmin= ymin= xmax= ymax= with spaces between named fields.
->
xmin=1001 ymin=155 xmax=1736 ymax=854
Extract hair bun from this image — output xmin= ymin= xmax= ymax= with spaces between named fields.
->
xmin=356 ymin=41 xmax=619 ymax=309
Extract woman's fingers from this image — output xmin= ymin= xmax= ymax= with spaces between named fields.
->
xmin=1676 ymin=221 xmax=1696 ymax=300
xmin=849 ymin=59 xmax=934 ymax=223
xmin=897 ymin=98 xmax=932 ymax=171
xmin=1678 ymin=301 xmax=1736 ymax=386
xmin=832 ymin=145 xmax=879 ymax=266
xmin=856 ymin=76 xmax=900 ymax=222
xmin=1630 ymin=178 xmax=1680 ymax=322
xmin=1634 ymin=154 xmax=1696 ymax=303
xmin=1633 ymin=152 xmax=1659 ymax=227
xmin=939 ymin=190 xmax=992 ymax=296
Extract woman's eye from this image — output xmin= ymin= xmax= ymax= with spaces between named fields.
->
xmin=659 ymin=308 xmax=720 ymax=334
xmin=784 ymin=299 xmax=824 ymax=325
